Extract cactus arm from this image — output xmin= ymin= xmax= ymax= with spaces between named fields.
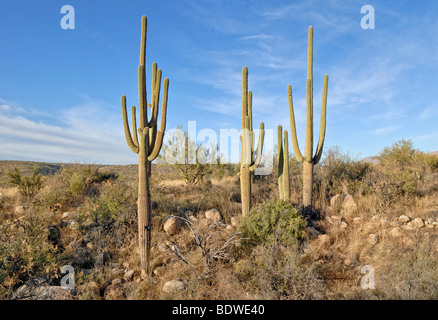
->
xmin=288 ymin=85 xmax=304 ymax=163
xmin=131 ymin=106 xmax=139 ymax=147
xmin=283 ymin=129 xmax=290 ymax=200
xmin=307 ymin=26 xmax=313 ymax=82
xmin=313 ymin=74 xmax=329 ymax=165
xmin=121 ymin=95 xmax=140 ymax=154
xmin=304 ymin=78 xmax=313 ymax=162
xmin=241 ymin=67 xmax=248 ymax=129
xmin=147 ymin=77 xmax=169 ymax=161
xmin=277 ymin=125 xmax=284 ymax=199
xmin=138 ymin=65 xmax=147 ymax=129
xmin=249 ymin=122 xmax=265 ymax=172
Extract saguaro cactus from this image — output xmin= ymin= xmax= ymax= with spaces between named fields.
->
xmin=288 ymin=26 xmax=328 ymax=210
xmin=121 ymin=16 xmax=169 ymax=277
xmin=277 ymin=125 xmax=290 ymax=201
xmin=240 ymin=66 xmax=265 ymax=216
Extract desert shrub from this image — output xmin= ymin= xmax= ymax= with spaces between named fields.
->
xmin=373 ymin=139 xmax=429 ymax=204
xmin=234 ymin=240 xmax=325 ymax=299
xmin=62 ymin=164 xmax=118 ymax=197
xmin=79 ymin=181 xmax=134 ymax=225
xmin=239 ymin=199 xmax=307 ymax=248
xmin=6 ymin=168 xmax=43 ymax=199
xmin=0 ymin=211 xmax=60 ymax=298
xmin=69 ymin=173 xmax=85 ymax=196
xmin=317 ymin=147 xmax=372 ymax=201
xmin=160 ymin=128 xmax=217 ymax=187
xmin=379 ymin=139 xmax=416 ymax=169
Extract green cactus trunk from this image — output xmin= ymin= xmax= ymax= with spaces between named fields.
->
xmin=121 ymin=16 xmax=169 ymax=277
xmin=288 ymin=26 xmax=328 ymax=210
xmin=277 ymin=126 xmax=290 ymax=201
xmin=240 ymin=67 xmax=264 ymax=216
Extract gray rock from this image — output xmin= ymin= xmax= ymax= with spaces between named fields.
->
xmin=399 ymin=215 xmax=411 ymax=224
xmin=367 ymin=233 xmax=379 ymax=246
xmin=205 ymin=208 xmax=223 ymax=222
xmin=164 ymin=216 xmax=182 ymax=236
xmin=412 ymin=218 xmax=425 ymax=228
xmin=162 ymin=279 xmax=188 ymax=294
xmin=123 ymin=269 xmax=135 ymax=281
xmin=14 ymin=206 xmax=25 ymax=215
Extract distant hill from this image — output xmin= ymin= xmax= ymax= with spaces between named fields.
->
xmin=0 ymin=160 xmax=179 ymax=188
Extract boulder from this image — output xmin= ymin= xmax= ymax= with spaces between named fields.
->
xmin=205 ymin=208 xmax=223 ymax=222
xmin=330 ymin=194 xmax=357 ymax=216
xmin=162 ymin=279 xmax=188 ymax=294
xmin=163 ymin=217 xmax=182 ymax=236
xmin=230 ymin=216 xmax=240 ymax=227
xmin=399 ymin=215 xmax=411 ymax=224
xmin=123 ymin=269 xmax=135 ymax=281
xmin=367 ymin=233 xmax=379 ymax=246
xmin=412 ymin=218 xmax=425 ymax=228
xmin=14 ymin=206 xmax=25 ymax=215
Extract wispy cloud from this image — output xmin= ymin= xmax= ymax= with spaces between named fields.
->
xmin=0 ymin=98 xmax=135 ymax=164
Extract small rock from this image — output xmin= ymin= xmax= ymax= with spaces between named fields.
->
xmin=412 ymin=218 xmax=425 ymax=229
xmin=162 ymin=279 xmax=188 ymax=294
xmin=123 ymin=262 xmax=130 ymax=269
xmin=340 ymin=221 xmax=348 ymax=229
xmin=205 ymin=208 xmax=223 ymax=222
xmin=353 ymin=217 xmax=363 ymax=224
xmin=62 ymin=212 xmax=73 ymax=219
xmin=68 ymin=219 xmax=80 ymax=230
xmin=367 ymin=234 xmax=379 ymax=246
xmin=86 ymin=242 xmax=94 ymax=250
xmin=163 ymin=216 xmax=182 ymax=236
xmin=230 ymin=216 xmax=240 ymax=227
xmin=112 ymin=278 xmax=123 ymax=285
xmin=188 ymin=215 xmax=198 ymax=223
xmin=14 ymin=206 xmax=25 ymax=215
xmin=123 ymin=269 xmax=135 ymax=281
xmin=399 ymin=215 xmax=411 ymax=224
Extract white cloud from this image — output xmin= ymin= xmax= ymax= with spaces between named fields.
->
xmin=0 ymin=98 xmax=137 ymax=164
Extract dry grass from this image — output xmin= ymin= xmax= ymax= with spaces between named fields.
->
xmin=1 ymin=142 xmax=438 ymax=300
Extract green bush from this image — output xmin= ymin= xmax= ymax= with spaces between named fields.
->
xmin=7 ymin=168 xmax=43 ymax=199
xmin=239 ymin=200 xmax=307 ymax=247
xmin=69 ymin=172 xmax=85 ymax=196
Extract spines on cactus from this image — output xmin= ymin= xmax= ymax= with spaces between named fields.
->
xmin=240 ymin=66 xmax=265 ymax=216
xmin=121 ymin=15 xmax=169 ymax=277
xmin=288 ymin=26 xmax=328 ymax=210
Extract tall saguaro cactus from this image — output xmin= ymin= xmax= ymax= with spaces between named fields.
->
xmin=288 ymin=26 xmax=328 ymax=210
xmin=277 ymin=125 xmax=290 ymax=201
xmin=121 ymin=16 xmax=169 ymax=277
xmin=240 ymin=66 xmax=265 ymax=216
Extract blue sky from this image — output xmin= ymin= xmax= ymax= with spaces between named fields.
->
xmin=0 ymin=0 xmax=437 ymax=164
